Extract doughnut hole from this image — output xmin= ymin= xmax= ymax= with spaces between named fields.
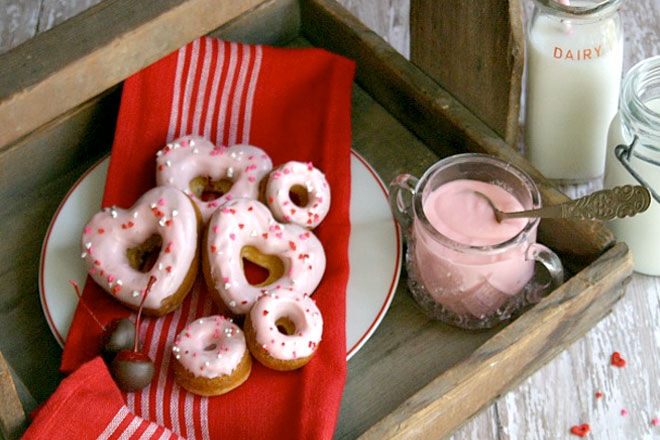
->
xmin=289 ymin=184 xmax=310 ymax=208
xmin=189 ymin=176 xmax=234 ymax=202
xmin=275 ymin=317 xmax=296 ymax=336
xmin=240 ymin=245 xmax=285 ymax=287
xmin=126 ymin=234 xmax=162 ymax=273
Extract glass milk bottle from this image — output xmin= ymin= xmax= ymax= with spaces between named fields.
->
xmin=604 ymin=56 xmax=660 ymax=275
xmin=525 ymin=0 xmax=624 ymax=182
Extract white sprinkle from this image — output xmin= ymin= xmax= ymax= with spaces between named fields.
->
xmin=227 ymin=167 xmax=234 ymax=178
xmin=158 ymin=263 xmax=164 ymax=271
xmin=172 ymin=143 xmax=180 ymax=149
xmin=85 ymin=242 xmax=92 ymax=249
xmin=229 ymin=301 xmax=236 ymax=307
xmin=132 ymin=290 xmax=140 ymax=297
xmin=224 ymin=283 xmax=231 ymax=290
xmin=204 ymin=361 xmax=210 ymax=367
xmin=190 ymin=139 xmax=195 ymax=147
xmin=198 ymin=319 xmax=205 ymax=324
xmin=81 ymin=252 xmax=87 ymax=258
xmin=166 ymin=160 xmax=172 ymax=167
xmin=175 ymin=354 xmax=181 ymax=360
xmin=116 ymin=280 xmax=123 ymax=286
xmin=172 ymin=210 xmax=178 ymax=217
xmin=172 ymin=346 xmax=180 ymax=352
xmin=166 ymin=143 xmax=173 ymax=148
xmin=150 ymin=203 xmax=157 ymax=209
xmin=110 ymin=209 xmax=117 ymax=218
xmin=156 ymin=150 xmax=163 ymax=157
xmin=133 ymin=211 xmax=139 ymax=218
xmin=230 ymin=152 xmax=237 ymax=159
xmin=168 ymin=177 xmax=174 ymax=184
xmin=250 ymin=230 xmax=257 ymax=237
xmin=192 ymin=148 xmax=199 ymax=154
xmin=217 ymin=353 xmax=222 ymax=359
xmin=159 ymin=218 xmax=166 ymax=227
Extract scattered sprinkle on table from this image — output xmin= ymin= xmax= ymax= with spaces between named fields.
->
xmin=570 ymin=423 xmax=590 ymax=437
xmin=610 ymin=351 xmax=626 ymax=367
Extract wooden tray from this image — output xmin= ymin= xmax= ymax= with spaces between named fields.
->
xmin=0 ymin=0 xmax=633 ymax=439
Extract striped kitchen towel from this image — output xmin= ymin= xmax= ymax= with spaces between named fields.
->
xmin=60 ymin=37 xmax=355 ymax=440
xmin=22 ymin=357 xmax=184 ymax=440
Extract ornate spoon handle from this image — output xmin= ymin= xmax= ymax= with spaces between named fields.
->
xmin=499 ymin=185 xmax=652 ymax=221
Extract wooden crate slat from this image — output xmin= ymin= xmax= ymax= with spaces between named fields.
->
xmin=0 ymin=0 xmax=266 ymax=149
xmin=410 ymin=0 xmax=524 ymax=146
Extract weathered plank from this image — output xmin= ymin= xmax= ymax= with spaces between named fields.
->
xmin=410 ymin=0 xmax=524 ymax=146
xmin=0 ymin=348 xmax=26 ymax=440
xmin=0 ymin=0 xmax=40 ymax=54
xmin=37 ymin=0 xmax=104 ymax=32
xmin=0 ymin=0 xmax=266 ymax=149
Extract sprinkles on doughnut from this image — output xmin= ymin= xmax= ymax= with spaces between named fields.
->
xmin=172 ymin=315 xmax=251 ymax=396
xmin=264 ymin=161 xmax=331 ymax=229
xmin=203 ymin=198 xmax=326 ymax=316
xmin=81 ymin=186 xmax=201 ymax=316
xmin=244 ymin=287 xmax=323 ymax=371
xmin=156 ymin=135 xmax=273 ymax=222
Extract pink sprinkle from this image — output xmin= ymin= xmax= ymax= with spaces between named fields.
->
xmin=89 ymin=267 xmax=96 ymax=275
xmin=208 ymin=201 xmax=218 ymax=208
xmin=273 ymin=171 xmax=282 ymax=179
xmin=283 ymin=168 xmax=290 ymax=174
xmin=211 ymin=148 xmax=223 ymax=156
xmin=284 ymin=215 xmax=291 ymax=221
xmin=269 ymin=225 xmax=278 ymax=232
xmin=84 ymin=227 xmax=91 ymax=234
xmin=88 ymin=247 xmax=94 ymax=255
xmin=229 ymin=233 xmax=236 ymax=240
xmin=299 ymin=234 xmax=308 ymax=240
xmin=158 ymin=198 xmax=166 ymax=206
xmin=107 ymin=275 xmax=114 ymax=283
xmin=248 ymin=176 xmax=256 ymax=182
xmin=223 ymin=277 xmax=230 ymax=283
xmin=652 ymin=418 xmax=659 ymax=426
xmin=213 ymin=225 xmax=220 ymax=233
xmin=621 ymin=409 xmax=628 ymax=416
xmin=248 ymin=155 xmax=254 ymax=160
xmin=221 ymin=207 xmax=231 ymax=214
xmin=180 ymin=139 xmax=189 ymax=147
xmin=307 ymin=162 xmax=313 ymax=170
xmin=276 ymin=232 xmax=283 ymax=239
xmin=193 ymin=352 xmax=197 ymax=357
xmin=226 ymin=194 xmax=233 ymax=201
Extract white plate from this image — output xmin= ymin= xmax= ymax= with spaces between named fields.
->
xmin=39 ymin=150 xmax=401 ymax=360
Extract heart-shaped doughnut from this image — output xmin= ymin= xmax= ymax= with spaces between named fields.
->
xmin=156 ymin=135 xmax=273 ymax=223
xmin=81 ymin=186 xmax=201 ymax=316
xmin=202 ymin=198 xmax=326 ymax=316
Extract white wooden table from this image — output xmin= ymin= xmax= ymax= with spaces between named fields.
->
xmin=2 ymin=0 xmax=658 ymax=438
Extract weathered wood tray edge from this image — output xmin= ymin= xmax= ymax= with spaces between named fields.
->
xmin=0 ymin=0 xmax=633 ymax=439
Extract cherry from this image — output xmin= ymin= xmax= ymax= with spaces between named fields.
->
xmin=110 ymin=276 xmax=156 ymax=392
xmin=69 ymin=280 xmax=135 ymax=362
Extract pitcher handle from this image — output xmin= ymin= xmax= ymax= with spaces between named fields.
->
xmin=525 ymin=242 xmax=564 ymax=303
xmin=388 ymin=174 xmax=419 ymax=234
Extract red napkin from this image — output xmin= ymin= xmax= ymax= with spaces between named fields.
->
xmin=60 ymin=37 xmax=354 ymax=440
xmin=22 ymin=357 xmax=183 ymax=439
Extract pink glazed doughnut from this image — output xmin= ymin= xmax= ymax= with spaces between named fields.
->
xmin=244 ymin=287 xmax=323 ymax=370
xmin=81 ymin=186 xmax=201 ymax=316
xmin=156 ymin=135 xmax=273 ymax=222
xmin=172 ymin=315 xmax=251 ymax=396
xmin=202 ymin=198 xmax=326 ymax=316
xmin=263 ymin=161 xmax=331 ymax=229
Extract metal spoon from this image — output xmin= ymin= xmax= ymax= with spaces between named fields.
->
xmin=475 ymin=184 xmax=652 ymax=222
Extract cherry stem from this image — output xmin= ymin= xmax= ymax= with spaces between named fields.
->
xmin=69 ymin=280 xmax=106 ymax=332
xmin=134 ymin=276 xmax=156 ymax=352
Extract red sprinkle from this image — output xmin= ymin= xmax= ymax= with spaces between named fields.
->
xmin=621 ymin=409 xmax=628 ymax=416
xmin=263 ymin=310 xmax=269 ymax=316
xmin=570 ymin=424 xmax=590 ymax=437
xmin=595 ymin=392 xmax=603 ymax=399
xmin=98 ymin=228 xmax=105 ymax=234
xmin=289 ymin=241 xmax=297 ymax=251
xmin=112 ymin=285 xmax=121 ymax=295
xmin=652 ymin=418 xmax=659 ymax=426
xmin=611 ymin=351 xmax=626 ymax=367
xmin=166 ymin=266 xmax=172 ymax=273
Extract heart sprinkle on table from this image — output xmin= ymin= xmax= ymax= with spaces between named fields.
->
xmin=620 ymin=409 xmax=628 ymax=416
xmin=652 ymin=418 xmax=659 ymax=426
xmin=610 ymin=351 xmax=626 ymax=367
xmin=570 ymin=423 xmax=591 ymax=437
xmin=595 ymin=391 xmax=603 ymax=399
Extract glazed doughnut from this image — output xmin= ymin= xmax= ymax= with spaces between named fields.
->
xmin=172 ymin=315 xmax=251 ymax=396
xmin=244 ymin=287 xmax=323 ymax=371
xmin=203 ymin=198 xmax=326 ymax=316
xmin=156 ymin=135 xmax=273 ymax=222
xmin=81 ymin=186 xmax=201 ymax=316
xmin=263 ymin=161 xmax=331 ymax=229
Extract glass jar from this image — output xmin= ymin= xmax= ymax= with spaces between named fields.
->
xmin=525 ymin=0 xmax=624 ymax=183
xmin=389 ymin=154 xmax=563 ymax=329
xmin=604 ymin=56 xmax=660 ymax=276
